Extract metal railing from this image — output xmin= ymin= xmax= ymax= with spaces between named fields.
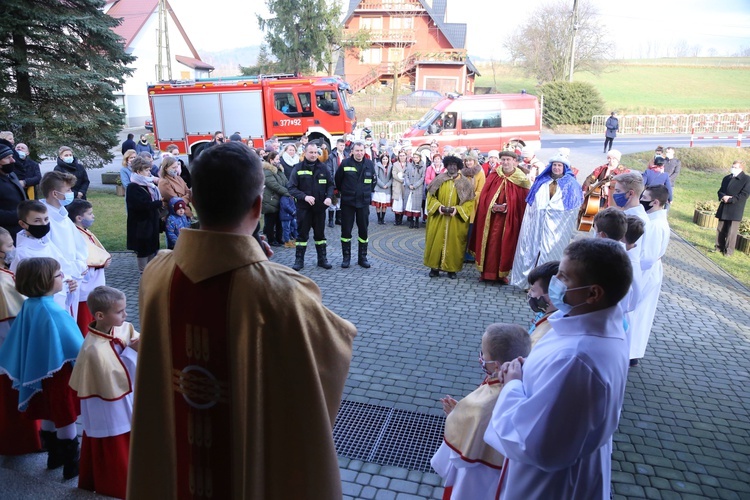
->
xmin=370 ymin=120 xmax=414 ymax=139
xmin=590 ymin=113 xmax=750 ymax=135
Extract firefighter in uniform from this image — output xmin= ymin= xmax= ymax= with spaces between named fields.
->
xmin=335 ymin=141 xmax=376 ymax=269
xmin=287 ymin=142 xmax=334 ymax=271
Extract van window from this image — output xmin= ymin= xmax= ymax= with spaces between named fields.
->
xmin=316 ymin=90 xmax=340 ymax=115
xmin=461 ymin=110 xmax=501 ymax=129
xmin=274 ymin=92 xmax=298 ymax=115
xmin=502 ymin=108 xmax=537 ymax=127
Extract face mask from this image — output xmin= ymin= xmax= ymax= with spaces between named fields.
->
xmin=640 ymin=199 xmax=653 ymax=212
xmin=25 ymin=222 xmax=51 ymax=239
xmin=613 ymin=192 xmax=629 ymax=208
xmin=1 ymin=164 xmax=14 ymax=174
xmin=731 ymin=167 xmax=742 ymax=176
xmin=527 ymin=294 xmax=550 ymax=313
xmin=548 ymin=275 xmax=591 ymax=315
xmin=59 ymin=191 xmax=74 ymax=206
xmin=1 ymin=248 xmax=15 ymax=266
xmin=62 ymin=156 xmax=74 ymax=164
xmin=16 ymin=151 xmax=27 ymax=159
xmin=81 ymin=218 xmax=94 ymax=229
xmin=167 ymin=170 xmax=178 ymax=177
xmin=140 ymin=139 xmax=147 ymax=143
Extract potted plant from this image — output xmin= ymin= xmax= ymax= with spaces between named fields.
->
xmin=736 ymin=218 xmax=750 ymax=254
xmin=115 ymin=177 xmax=125 ymax=197
xmin=693 ymin=200 xmax=719 ymax=229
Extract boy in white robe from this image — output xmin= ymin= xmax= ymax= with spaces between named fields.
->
xmin=69 ymin=286 xmax=139 ymax=499
xmin=484 ymin=238 xmax=633 ymax=499
xmin=40 ymin=172 xmax=88 ymax=321
xmin=431 ymin=324 xmax=531 ymax=500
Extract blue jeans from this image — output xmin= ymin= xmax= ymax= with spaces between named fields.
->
xmin=281 ymin=218 xmax=298 ymax=242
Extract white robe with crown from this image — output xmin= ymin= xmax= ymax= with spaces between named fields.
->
xmin=484 ymin=306 xmax=629 ymax=500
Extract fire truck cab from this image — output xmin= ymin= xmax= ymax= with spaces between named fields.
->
xmin=147 ymin=74 xmax=355 ymax=158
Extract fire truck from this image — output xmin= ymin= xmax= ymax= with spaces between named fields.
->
xmin=147 ymin=74 xmax=356 ymax=158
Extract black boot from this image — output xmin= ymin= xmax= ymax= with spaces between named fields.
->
xmin=341 ymin=240 xmax=351 ymax=268
xmin=42 ymin=430 xmax=63 ymax=469
xmin=394 ymin=214 xmax=402 ymax=226
xmin=60 ymin=437 xmax=80 ymax=480
xmin=334 ymin=211 xmax=342 ymax=225
xmin=377 ymin=212 xmax=384 ymax=225
xmin=407 ymin=217 xmax=413 ymax=228
xmin=292 ymin=245 xmax=306 ymax=271
xmin=327 ymin=211 xmax=334 ymax=228
xmin=358 ymin=242 xmax=371 ymax=268
xmin=316 ymin=243 xmax=332 ymax=269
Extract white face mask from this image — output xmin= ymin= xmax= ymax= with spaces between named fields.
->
xmin=731 ymin=167 xmax=742 ymax=176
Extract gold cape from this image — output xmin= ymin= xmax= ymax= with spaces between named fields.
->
xmin=444 ymin=378 xmax=505 ymax=469
xmin=76 ymin=226 xmax=111 ymax=268
xmin=69 ymin=322 xmax=140 ymax=400
xmin=127 ymin=229 xmax=356 ymax=500
xmin=0 ymin=269 xmax=25 ymax=321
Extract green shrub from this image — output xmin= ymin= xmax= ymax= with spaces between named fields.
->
xmin=694 ymin=199 xmax=719 ymax=212
xmin=739 ymin=218 xmax=750 ymax=236
xmin=539 ymin=81 xmax=604 ymax=127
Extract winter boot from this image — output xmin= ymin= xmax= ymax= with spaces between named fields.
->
xmin=341 ymin=240 xmax=351 ymax=268
xmin=327 ymin=211 xmax=335 ymax=228
xmin=316 ymin=243 xmax=332 ymax=269
xmin=42 ymin=431 xmax=63 ymax=469
xmin=394 ymin=214 xmax=402 ymax=226
xmin=60 ymin=437 xmax=80 ymax=480
xmin=408 ymin=217 xmax=415 ymax=229
xmin=358 ymin=242 xmax=371 ymax=268
xmin=292 ymin=245 xmax=306 ymax=271
xmin=334 ymin=211 xmax=342 ymax=225
xmin=377 ymin=212 xmax=383 ymax=225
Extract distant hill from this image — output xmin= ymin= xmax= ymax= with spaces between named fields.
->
xmin=200 ymin=46 xmax=261 ymax=77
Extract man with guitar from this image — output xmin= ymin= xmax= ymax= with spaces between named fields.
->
xmin=582 ymin=150 xmax=630 ymax=209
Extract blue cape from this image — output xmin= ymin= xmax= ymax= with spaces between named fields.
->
xmin=0 ymin=296 xmax=83 ymax=410
xmin=525 ymin=163 xmax=583 ymax=210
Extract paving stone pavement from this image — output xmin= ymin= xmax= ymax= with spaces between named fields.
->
xmin=2 ymin=211 xmax=749 ymax=499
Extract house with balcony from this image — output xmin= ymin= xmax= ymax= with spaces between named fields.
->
xmin=337 ymin=0 xmax=478 ymax=94
xmin=104 ymin=0 xmax=214 ymax=127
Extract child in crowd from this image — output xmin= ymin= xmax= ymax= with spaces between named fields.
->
xmin=165 ymin=197 xmax=190 ymax=250
xmin=431 ymin=323 xmax=531 ymax=499
xmin=525 ymin=261 xmax=560 ymax=347
xmin=12 ymin=200 xmax=79 ymax=314
xmin=0 ymin=257 xmax=83 ymax=479
xmin=0 ymin=227 xmax=41 ymax=456
xmin=40 ymin=171 xmax=88 ymax=320
xmin=67 ymin=200 xmax=112 ymax=334
xmin=280 ymin=194 xmax=298 ymax=248
xmin=69 ymin=286 xmax=139 ymax=499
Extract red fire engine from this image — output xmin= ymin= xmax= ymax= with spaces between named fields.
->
xmin=147 ymin=74 xmax=356 ymax=158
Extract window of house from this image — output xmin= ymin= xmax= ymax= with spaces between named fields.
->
xmin=360 ymin=16 xmax=383 ymax=30
xmin=461 ymin=110 xmax=502 ymax=129
xmin=274 ymin=92 xmax=298 ymax=114
xmin=361 ymin=47 xmax=382 ymax=64
xmin=390 ymin=17 xmax=413 ymax=30
xmin=316 ymin=90 xmax=340 ymax=115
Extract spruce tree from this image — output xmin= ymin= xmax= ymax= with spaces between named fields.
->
xmin=0 ymin=0 xmax=135 ymax=167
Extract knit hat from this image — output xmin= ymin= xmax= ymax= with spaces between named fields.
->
xmin=487 ymin=150 xmax=500 ymax=159
xmin=173 ymin=199 xmax=187 ymax=212
xmin=548 ymin=152 xmax=570 ymax=169
xmin=607 ymin=149 xmax=622 ymax=161
xmin=0 ymin=144 xmax=13 ymax=161
xmin=521 ymin=146 xmax=534 ymax=158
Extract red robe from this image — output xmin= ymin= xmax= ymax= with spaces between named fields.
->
xmin=470 ymin=168 xmax=530 ymax=281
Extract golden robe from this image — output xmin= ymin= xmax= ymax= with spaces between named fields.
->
xmin=424 ymin=173 xmax=475 ymax=272
xmin=0 ymin=269 xmax=24 ymax=322
xmin=127 ymin=229 xmax=356 ymax=500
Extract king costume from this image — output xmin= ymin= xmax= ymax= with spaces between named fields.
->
xmin=510 ymin=157 xmax=582 ymax=288
xmin=75 ymin=225 xmax=111 ymax=334
xmin=69 ymin=322 xmax=139 ymax=499
xmin=484 ymin=305 xmax=629 ymax=499
xmin=127 ymin=229 xmax=356 ymax=500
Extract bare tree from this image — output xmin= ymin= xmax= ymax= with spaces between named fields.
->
xmin=690 ymin=44 xmax=702 ymax=57
xmin=489 ymin=58 xmax=502 ymax=91
xmin=707 ymin=47 xmax=718 ymax=57
xmin=674 ymin=40 xmax=690 ymax=58
xmin=503 ymin=0 xmax=612 ymax=83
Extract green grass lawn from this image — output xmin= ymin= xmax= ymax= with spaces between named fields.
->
xmin=87 ymin=189 xmax=166 ymax=252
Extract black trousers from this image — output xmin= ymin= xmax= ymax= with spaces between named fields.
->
xmin=341 ymin=205 xmax=370 ymax=242
xmin=716 ymin=219 xmax=739 ymax=255
xmin=263 ymin=212 xmax=283 ymax=244
xmin=297 ymin=208 xmax=327 ymax=244
xmin=603 ymin=136 xmax=614 ymax=151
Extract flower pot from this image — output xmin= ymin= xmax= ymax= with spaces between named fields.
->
xmin=693 ymin=210 xmax=717 ymax=229
xmin=736 ymin=234 xmax=750 ymax=255
xmin=116 ymin=185 xmax=125 ymax=197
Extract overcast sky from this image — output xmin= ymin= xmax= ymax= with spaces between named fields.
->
xmin=174 ymin=0 xmax=750 ymax=60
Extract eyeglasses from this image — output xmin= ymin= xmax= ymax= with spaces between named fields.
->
xmin=54 ymin=272 xmax=64 ymax=279
xmin=478 ymin=351 xmax=499 ymax=375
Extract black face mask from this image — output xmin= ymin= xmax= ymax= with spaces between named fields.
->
xmin=1 ymin=163 xmax=14 ymax=174
xmin=140 ymin=139 xmax=147 ymax=144
xmin=640 ymin=199 xmax=653 ymax=212
xmin=528 ymin=294 xmax=550 ymax=313
xmin=25 ymin=222 xmax=51 ymax=239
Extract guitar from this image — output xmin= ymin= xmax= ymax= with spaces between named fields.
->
xmin=577 ymin=176 xmax=611 ymax=232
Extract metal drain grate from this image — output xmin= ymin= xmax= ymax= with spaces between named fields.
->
xmin=333 ymin=400 xmax=445 ymax=473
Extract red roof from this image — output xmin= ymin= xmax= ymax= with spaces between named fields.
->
xmin=106 ymin=0 xmax=202 ymax=61
xmin=175 ymin=55 xmax=214 ymax=71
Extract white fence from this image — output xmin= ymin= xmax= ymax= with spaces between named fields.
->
xmin=369 ymin=120 xmax=414 ymax=139
xmin=590 ymin=113 xmax=750 ymax=135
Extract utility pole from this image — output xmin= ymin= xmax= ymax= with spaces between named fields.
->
xmin=568 ymin=0 xmax=579 ymax=82
xmin=156 ymin=0 xmax=172 ymax=81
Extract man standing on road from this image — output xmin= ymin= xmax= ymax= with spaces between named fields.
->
xmin=335 ymin=141 xmax=376 ymax=269
xmin=287 ymin=142 xmax=334 ymax=271
xmin=604 ymin=111 xmax=619 ymax=153
xmin=121 ymin=133 xmax=136 ymax=154
xmin=127 ymin=141 xmax=356 ymax=499
xmin=663 ymin=147 xmax=681 ymax=185
xmin=715 ymin=160 xmax=750 ymax=256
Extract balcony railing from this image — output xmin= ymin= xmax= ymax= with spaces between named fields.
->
xmin=367 ymin=29 xmax=417 ymax=43
xmin=356 ymin=0 xmax=424 ymax=11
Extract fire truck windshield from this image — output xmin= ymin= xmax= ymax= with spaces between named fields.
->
xmin=339 ymin=89 xmax=354 ymax=119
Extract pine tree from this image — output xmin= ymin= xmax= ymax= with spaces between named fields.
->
xmin=0 ymin=0 xmax=135 ymax=167
xmin=258 ymin=0 xmax=342 ymax=75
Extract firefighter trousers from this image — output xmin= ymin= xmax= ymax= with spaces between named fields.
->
xmin=297 ymin=208 xmax=327 ymax=245
xmin=340 ymin=205 xmax=370 ymax=243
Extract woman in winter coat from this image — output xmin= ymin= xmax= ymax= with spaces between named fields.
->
xmin=12 ymin=143 xmax=41 ymax=199
xmin=135 ymin=134 xmax=155 ymax=155
xmin=158 ymin=156 xmax=193 ymax=219
xmin=372 ymin=152 xmax=393 ymax=225
xmin=280 ymin=143 xmax=299 ymax=180
xmin=262 ymin=151 xmax=290 ymax=246
xmin=642 ymin=156 xmax=673 ymax=203
xmin=126 ymin=157 xmax=162 ymax=272
xmin=404 ymin=152 xmax=426 ymax=228
xmin=54 ymin=146 xmax=89 ymax=199
xmin=391 ymin=150 xmax=409 ymax=226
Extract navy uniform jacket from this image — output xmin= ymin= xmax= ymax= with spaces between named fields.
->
xmin=287 ymin=159 xmax=334 ymax=212
xmin=335 ymin=156 xmax=376 ymax=208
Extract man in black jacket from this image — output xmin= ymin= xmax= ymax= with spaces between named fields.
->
xmin=121 ymin=133 xmax=137 ymax=154
xmin=0 ymin=144 xmax=27 ymax=241
xmin=715 ymin=160 xmax=750 ymax=256
xmin=335 ymin=141 xmax=376 ymax=268
xmin=287 ymin=142 xmax=333 ymax=271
